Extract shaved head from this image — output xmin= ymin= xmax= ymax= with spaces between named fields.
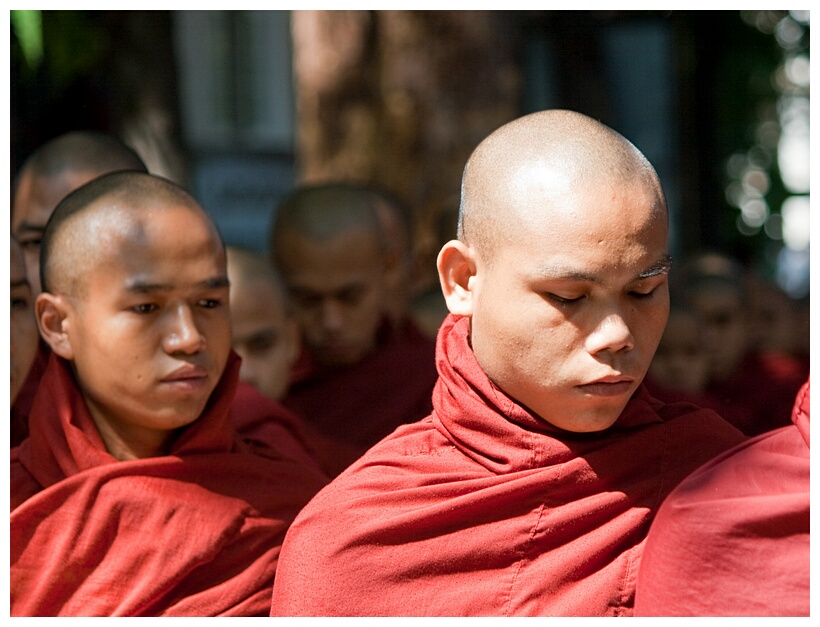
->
xmin=458 ymin=110 xmax=667 ymax=260
xmin=16 ymin=130 xmax=147 ymax=183
xmin=227 ymin=246 xmax=290 ymax=310
xmin=40 ymin=171 xmax=222 ymax=297
xmin=13 ymin=131 xmax=148 ymax=295
xmin=271 ymin=182 xmax=383 ymax=253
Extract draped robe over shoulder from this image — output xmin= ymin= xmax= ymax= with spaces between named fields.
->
xmin=282 ymin=317 xmax=438 ymax=476
xmin=634 ymin=378 xmax=810 ymax=616
xmin=10 ymin=352 xmax=328 ymax=617
xmin=270 ymin=314 xmax=746 ymax=616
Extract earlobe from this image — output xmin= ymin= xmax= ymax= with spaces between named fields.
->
xmin=36 ymin=293 xmax=75 ymax=360
xmin=436 ymin=240 xmax=476 ymax=317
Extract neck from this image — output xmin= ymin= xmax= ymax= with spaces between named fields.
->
xmin=85 ymin=404 xmax=176 ymax=461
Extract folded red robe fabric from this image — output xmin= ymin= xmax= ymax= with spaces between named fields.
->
xmin=634 ymin=378 xmax=810 ymax=616
xmin=230 ymin=378 xmax=324 ymax=473
xmin=283 ymin=317 xmax=438 ymax=476
xmin=705 ymin=350 xmax=807 ymax=436
xmin=270 ymin=314 xmax=746 ymax=616
xmin=10 ymin=351 xmax=328 ymax=617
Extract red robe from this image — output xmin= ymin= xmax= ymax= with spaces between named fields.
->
xmin=10 ymin=352 xmax=328 ymax=617
xmin=230 ymin=379 xmax=324 ymax=473
xmin=705 ymin=350 xmax=807 ymax=436
xmin=270 ymin=314 xmax=746 ymax=616
xmin=282 ymin=317 xmax=438 ymax=476
xmin=634 ymin=378 xmax=810 ymax=616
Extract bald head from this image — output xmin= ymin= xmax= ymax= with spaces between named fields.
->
xmin=40 ymin=171 xmax=220 ymax=297
xmin=227 ymin=246 xmax=290 ymax=309
xmin=13 ymin=131 xmax=148 ymax=295
xmin=271 ymin=182 xmax=384 ymax=252
xmin=17 ymin=131 xmax=147 ymax=183
xmin=458 ymin=110 xmax=667 ymax=259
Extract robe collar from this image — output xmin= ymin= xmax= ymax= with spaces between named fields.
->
xmin=19 ymin=351 xmax=242 ymax=489
xmin=431 ymin=314 xmax=665 ymax=474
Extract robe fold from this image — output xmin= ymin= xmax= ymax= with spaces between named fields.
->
xmin=634 ymin=378 xmax=810 ymax=616
xmin=283 ymin=317 xmax=438 ymax=476
xmin=270 ymin=314 xmax=746 ymax=616
xmin=10 ymin=351 xmax=328 ymax=617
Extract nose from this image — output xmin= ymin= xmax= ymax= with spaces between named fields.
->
xmin=320 ymin=298 xmax=345 ymax=332
xmin=163 ymin=304 xmax=206 ymax=355
xmin=585 ymin=309 xmax=635 ymax=356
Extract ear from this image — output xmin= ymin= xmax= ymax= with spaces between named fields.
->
xmin=35 ymin=293 xmax=75 ymax=360
xmin=436 ymin=239 xmax=476 ymax=317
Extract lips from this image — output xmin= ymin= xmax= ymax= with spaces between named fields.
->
xmin=160 ymin=364 xmax=210 ymax=389
xmin=577 ymin=374 xmax=636 ymax=397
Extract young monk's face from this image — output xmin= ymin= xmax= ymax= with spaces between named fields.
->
xmin=59 ymin=203 xmax=232 ymax=449
xmin=468 ymin=169 xmax=670 ymax=433
xmin=10 ymin=237 xmax=39 ymax=405
xmin=277 ymin=227 xmax=387 ymax=367
xmin=229 ymin=276 xmax=299 ymax=401
xmin=12 ymin=169 xmax=102 ymax=295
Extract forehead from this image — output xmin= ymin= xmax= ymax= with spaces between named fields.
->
xmin=76 ymin=201 xmax=225 ymax=282
xmin=278 ymin=228 xmax=384 ymax=281
xmin=231 ymin=278 xmax=288 ymax=320
xmin=492 ymin=176 xmax=667 ymax=276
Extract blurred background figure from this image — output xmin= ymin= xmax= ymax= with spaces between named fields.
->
xmin=269 ymin=182 xmax=438 ymax=476
xmin=644 ymin=306 xmax=714 ymax=407
xmin=227 ymin=246 xmax=301 ymax=402
xmin=10 ymin=235 xmax=39 ymax=414
xmin=12 ymin=130 xmax=148 ymax=295
xmin=679 ymin=252 xmax=806 ymax=436
xmin=368 ymin=185 xmax=419 ymax=332
xmin=745 ymin=274 xmax=806 ymax=363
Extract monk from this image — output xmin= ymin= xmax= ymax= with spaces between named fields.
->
xmin=643 ymin=306 xmax=718 ymax=408
xmin=11 ymin=131 xmax=148 ymax=443
xmin=270 ymin=110 xmax=747 ymax=616
xmin=369 ymin=185 xmax=418 ymax=330
xmin=226 ymin=246 xmax=300 ymax=402
xmin=680 ymin=252 xmax=806 ymax=435
xmin=270 ymin=182 xmax=438 ymax=477
xmin=12 ymin=130 xmax=148 ymax=296
xmin=10 ymin=236 xmax=39 ymax=416
xmin=635 ymin=377 xmax=810 ymax=616
xmin=10 ymin=171 xmax=328 ymax=616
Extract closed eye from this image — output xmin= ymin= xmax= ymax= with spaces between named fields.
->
xmin=547 ymin=293 xmax=585 ymax=305
xmin=628 ymin=286 xmax=658 ymax=299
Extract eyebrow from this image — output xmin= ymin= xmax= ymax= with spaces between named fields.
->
xmin=537 ymin=254 xmax=673 ymax=284
xmin=10 ymin=278 xmax=30 ymax=289
xmin=636 ymin=254 xmax=673 ymax=280
xmin=124 ymin=275 xmax=231 ymax=294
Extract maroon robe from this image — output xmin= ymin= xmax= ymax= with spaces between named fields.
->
xmin=270 ymin=314 xmax=746 ymax=616
xmin=11 ymin=352 xmax=328 ymax=616
xmin=282 ymin=317 xmax=438 ymax=476
xmin=705 ymin=350 xmax=807 ymax=436
xmin=634 ymin=378 xmax=810 ymax=616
